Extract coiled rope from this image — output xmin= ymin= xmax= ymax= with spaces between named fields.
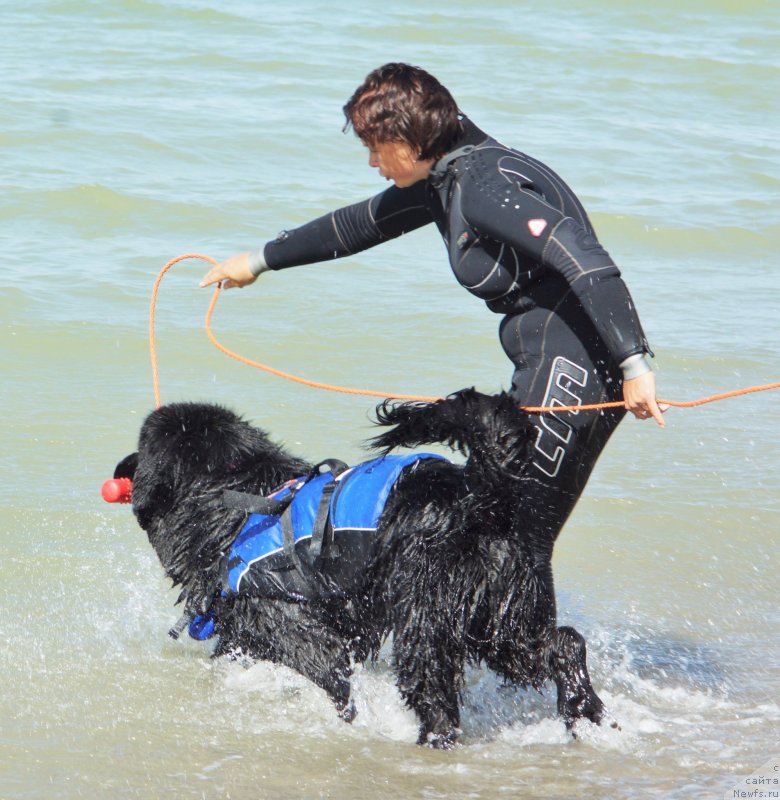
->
xmin=150 ymin=253 xmax=779 ymax=413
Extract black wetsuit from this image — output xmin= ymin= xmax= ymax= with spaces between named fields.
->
xmin=262 ymin=117 xmax=652 ymax=545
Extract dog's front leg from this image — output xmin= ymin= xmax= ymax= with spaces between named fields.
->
xmin=220 ymin=599 xmax=356 ymax=722
xmin=550 ymin=626 xmax=615 ymax=734
xmin=273 ymin=623 xmax=357 ymax=722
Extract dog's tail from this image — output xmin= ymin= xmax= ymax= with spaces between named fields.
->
xmin=370 ymin=388 xmax=534 ymax=479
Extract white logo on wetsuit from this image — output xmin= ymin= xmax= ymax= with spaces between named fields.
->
xmin=532 ymin=357 xmax=588 ymax=478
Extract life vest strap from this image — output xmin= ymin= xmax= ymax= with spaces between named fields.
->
xmin=309 ymin=479 xmax=338 ymax=565
xmin=168 ymin=611 xmax=193 ymax=640
xmin=280 ymin=503 xmax=304 ymax=574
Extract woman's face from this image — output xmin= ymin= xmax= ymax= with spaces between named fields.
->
xmin=365 ymin=140 xmax=434 ymax=188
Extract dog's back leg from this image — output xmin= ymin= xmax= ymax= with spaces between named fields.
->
xmin=549 ymin=625 xmax=613 ymax=733
xmin=391 ymin=612 xmax=465 ymax=748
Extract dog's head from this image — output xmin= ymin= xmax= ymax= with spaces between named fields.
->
xmin=138 ymin=402 xmax=279 ymax=473
xmin=116 ymin=402 xmax=309 ymax=590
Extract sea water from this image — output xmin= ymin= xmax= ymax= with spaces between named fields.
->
xmin=1 ymin=1 xmax=778 ymax=798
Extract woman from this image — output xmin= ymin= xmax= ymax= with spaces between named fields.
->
xmin=201 ymin=62 xmax=665 ymax=545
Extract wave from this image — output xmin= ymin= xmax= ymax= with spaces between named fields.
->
xmin=6 ymin=183 xmax=233 ymax=238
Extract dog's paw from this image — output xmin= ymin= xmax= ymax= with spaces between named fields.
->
xmin=599 ymin=709 xmax=621 ymax=733
xmin=565 ymin=704 xmax=621 ymax=739
xmin=337 ymin=701 xmax=357 ymax=724
xmin=419 ymin=729 xmax=460 ymax=749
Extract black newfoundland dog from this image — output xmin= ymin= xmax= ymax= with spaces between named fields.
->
xmin=107 ymin=388 xmax=611 ymax=747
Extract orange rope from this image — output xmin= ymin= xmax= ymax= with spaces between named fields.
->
xmin=150 ymin=253 xmax=780 ymax=413
xmin=204 ymin=288 xmax=439 ymax=403
xmin=148 ymin=253 xmax=198 ymax=409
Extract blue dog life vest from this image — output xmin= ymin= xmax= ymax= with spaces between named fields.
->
xmin=222 ymin=452 xmax=446 ymax=602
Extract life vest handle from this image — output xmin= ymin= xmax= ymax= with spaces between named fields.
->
xmin=221 ymin=488 xmax=293 ymax=516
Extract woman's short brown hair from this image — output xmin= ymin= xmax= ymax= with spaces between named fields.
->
xmin=343 ymin=63 xmax=462 ymax=160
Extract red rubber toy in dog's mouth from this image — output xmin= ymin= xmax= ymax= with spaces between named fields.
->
xmin=101 ymin=478 xmax=132 ymax=504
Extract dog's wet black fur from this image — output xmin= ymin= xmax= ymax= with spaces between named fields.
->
xmin=113 ymin=388 xmax=611 ymax=747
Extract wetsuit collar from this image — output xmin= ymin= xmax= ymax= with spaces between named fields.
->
xmin=429 ymin=116 xmax=489 ymax=187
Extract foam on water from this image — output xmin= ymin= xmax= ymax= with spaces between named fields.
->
xmin=2 ymin=508 xmax=775 ymax=799
xmin=179 ymin=615 xmax=747 ymax=763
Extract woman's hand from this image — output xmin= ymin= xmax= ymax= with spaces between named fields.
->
xmin=623 ymin=370 xmax=668 ymax=427
xmin=200 ymin=252 xmax=258 ymax=290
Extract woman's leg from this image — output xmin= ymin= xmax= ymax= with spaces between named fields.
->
xmin=499 ymin=278 xmax=626 ymax=549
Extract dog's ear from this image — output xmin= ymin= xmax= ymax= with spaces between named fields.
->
xmin=113 ymin=452 xmax=138 ymax=481
xmin=130 ymin=458 xmax=175 ymax=531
